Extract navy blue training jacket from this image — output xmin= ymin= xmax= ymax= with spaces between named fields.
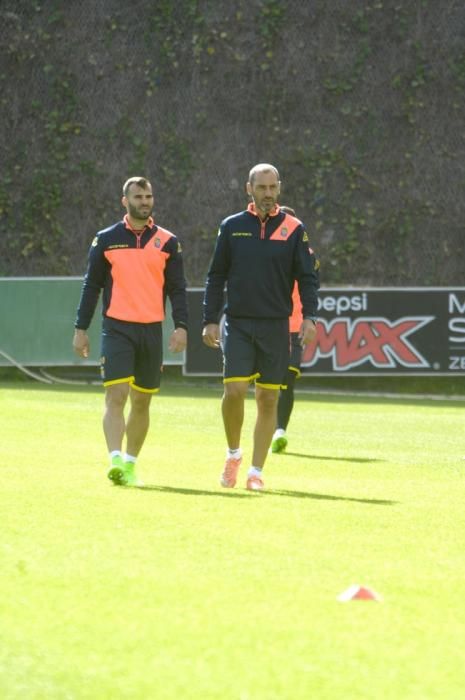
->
xmin=203 ymin=204 xmax=319 ymax=325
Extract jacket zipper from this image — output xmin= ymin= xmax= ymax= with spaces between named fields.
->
xmin=134 ymin=228 xmax=146 ymax=248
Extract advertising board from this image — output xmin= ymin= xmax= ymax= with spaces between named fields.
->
xmin=184 ymin=287 xmax=465 ymax=376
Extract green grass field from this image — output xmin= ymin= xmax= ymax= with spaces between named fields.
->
xmin=1 ymin=380 xmax=465 ymax=699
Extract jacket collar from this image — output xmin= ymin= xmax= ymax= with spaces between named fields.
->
xmin=247 ymin=202 xmax=280 ymax=219
xmin=123 ymin=214 xmax=154 ymax=233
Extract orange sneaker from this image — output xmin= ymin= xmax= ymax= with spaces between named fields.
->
xmin=220 ymin=456 xmax=242 ymax=488
xmin=246 ymin=474 xmax=264 ymax=492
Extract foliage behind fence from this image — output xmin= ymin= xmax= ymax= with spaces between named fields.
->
xmin=1 ymin=0 xmax=464 ymax=285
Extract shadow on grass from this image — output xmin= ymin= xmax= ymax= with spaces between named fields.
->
xmin=138 ymin=484 xmax=397 ymax=505
xmin=284 ymin=451 xmax=383 ymax=464
xmin=270 ymin=489 xmax=397 ymax=505
xmin=138 ymin=484 xmax=250 ymax=498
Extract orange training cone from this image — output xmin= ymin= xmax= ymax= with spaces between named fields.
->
xmin=337 ymin=584 xmax=382 ymax=602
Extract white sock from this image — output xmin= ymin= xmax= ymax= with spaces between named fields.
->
xmin=110 ymin=450 xmax=122 ymax=463
xmin=227 ymin=448 xmax=242 ymax=459
xmin=273 ymin=429 xmax=286 ymax=438
xmin=248 ymin=466 xmax=263 ymax=477
xmin=124 ymin=453 xmax=137 ymax=464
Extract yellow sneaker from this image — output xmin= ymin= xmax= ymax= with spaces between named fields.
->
xmin=107 ymin=455 xmax=127 ymax=485
xmin=271 ymin=431 xmax=288 ymax=453
xmin=124 ymin=462 xmax=143 ymax=487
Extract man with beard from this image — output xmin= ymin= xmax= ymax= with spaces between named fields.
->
xmin=202 ymin=164 xmax=319 ymax=492
xmin=73 ymin=177 xmax=188 ymax=486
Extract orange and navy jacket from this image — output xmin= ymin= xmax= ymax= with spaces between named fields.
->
xmin=75 ymin=215 xmax=188 ymax=330
xmin=203 ymin=204 xmax=319 ymax=324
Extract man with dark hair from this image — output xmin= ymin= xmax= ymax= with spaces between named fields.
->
xmin=73 ymin=177 xmax=188 ymax=486
xmin=202 ymin=164 xmax=319 ymax=492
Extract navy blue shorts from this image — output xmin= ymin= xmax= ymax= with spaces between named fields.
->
xmin=221 ymin=316 xmax=289 ymax=389
xmin=288 ymin=332 xmax=303 ymax=378
xmin=100 ymin=317 xmax=162 ymax=393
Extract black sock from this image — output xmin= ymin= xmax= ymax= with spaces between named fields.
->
xmin=277 ymin=369 xmax=296 ymax=431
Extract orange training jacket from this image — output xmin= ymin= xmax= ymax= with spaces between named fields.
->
xmin=75 ymin=215 xmax=188 ymax=330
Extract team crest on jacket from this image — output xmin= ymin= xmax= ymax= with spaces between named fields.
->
xmin=154 ymin=237 xmax=161 ymax=248
xmin=280 ymin=227 xmax=288 ymax=238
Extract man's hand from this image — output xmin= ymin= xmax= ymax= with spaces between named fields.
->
xmin=73 ymin=329 xmax=90 ymax=358
xmin=298 ymin=319 xmax=317 ymax=349
xmin=169 ymin=327 xmax=187 ymax=353
xmin=202 ymin=323 xmax=221 ymax=348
